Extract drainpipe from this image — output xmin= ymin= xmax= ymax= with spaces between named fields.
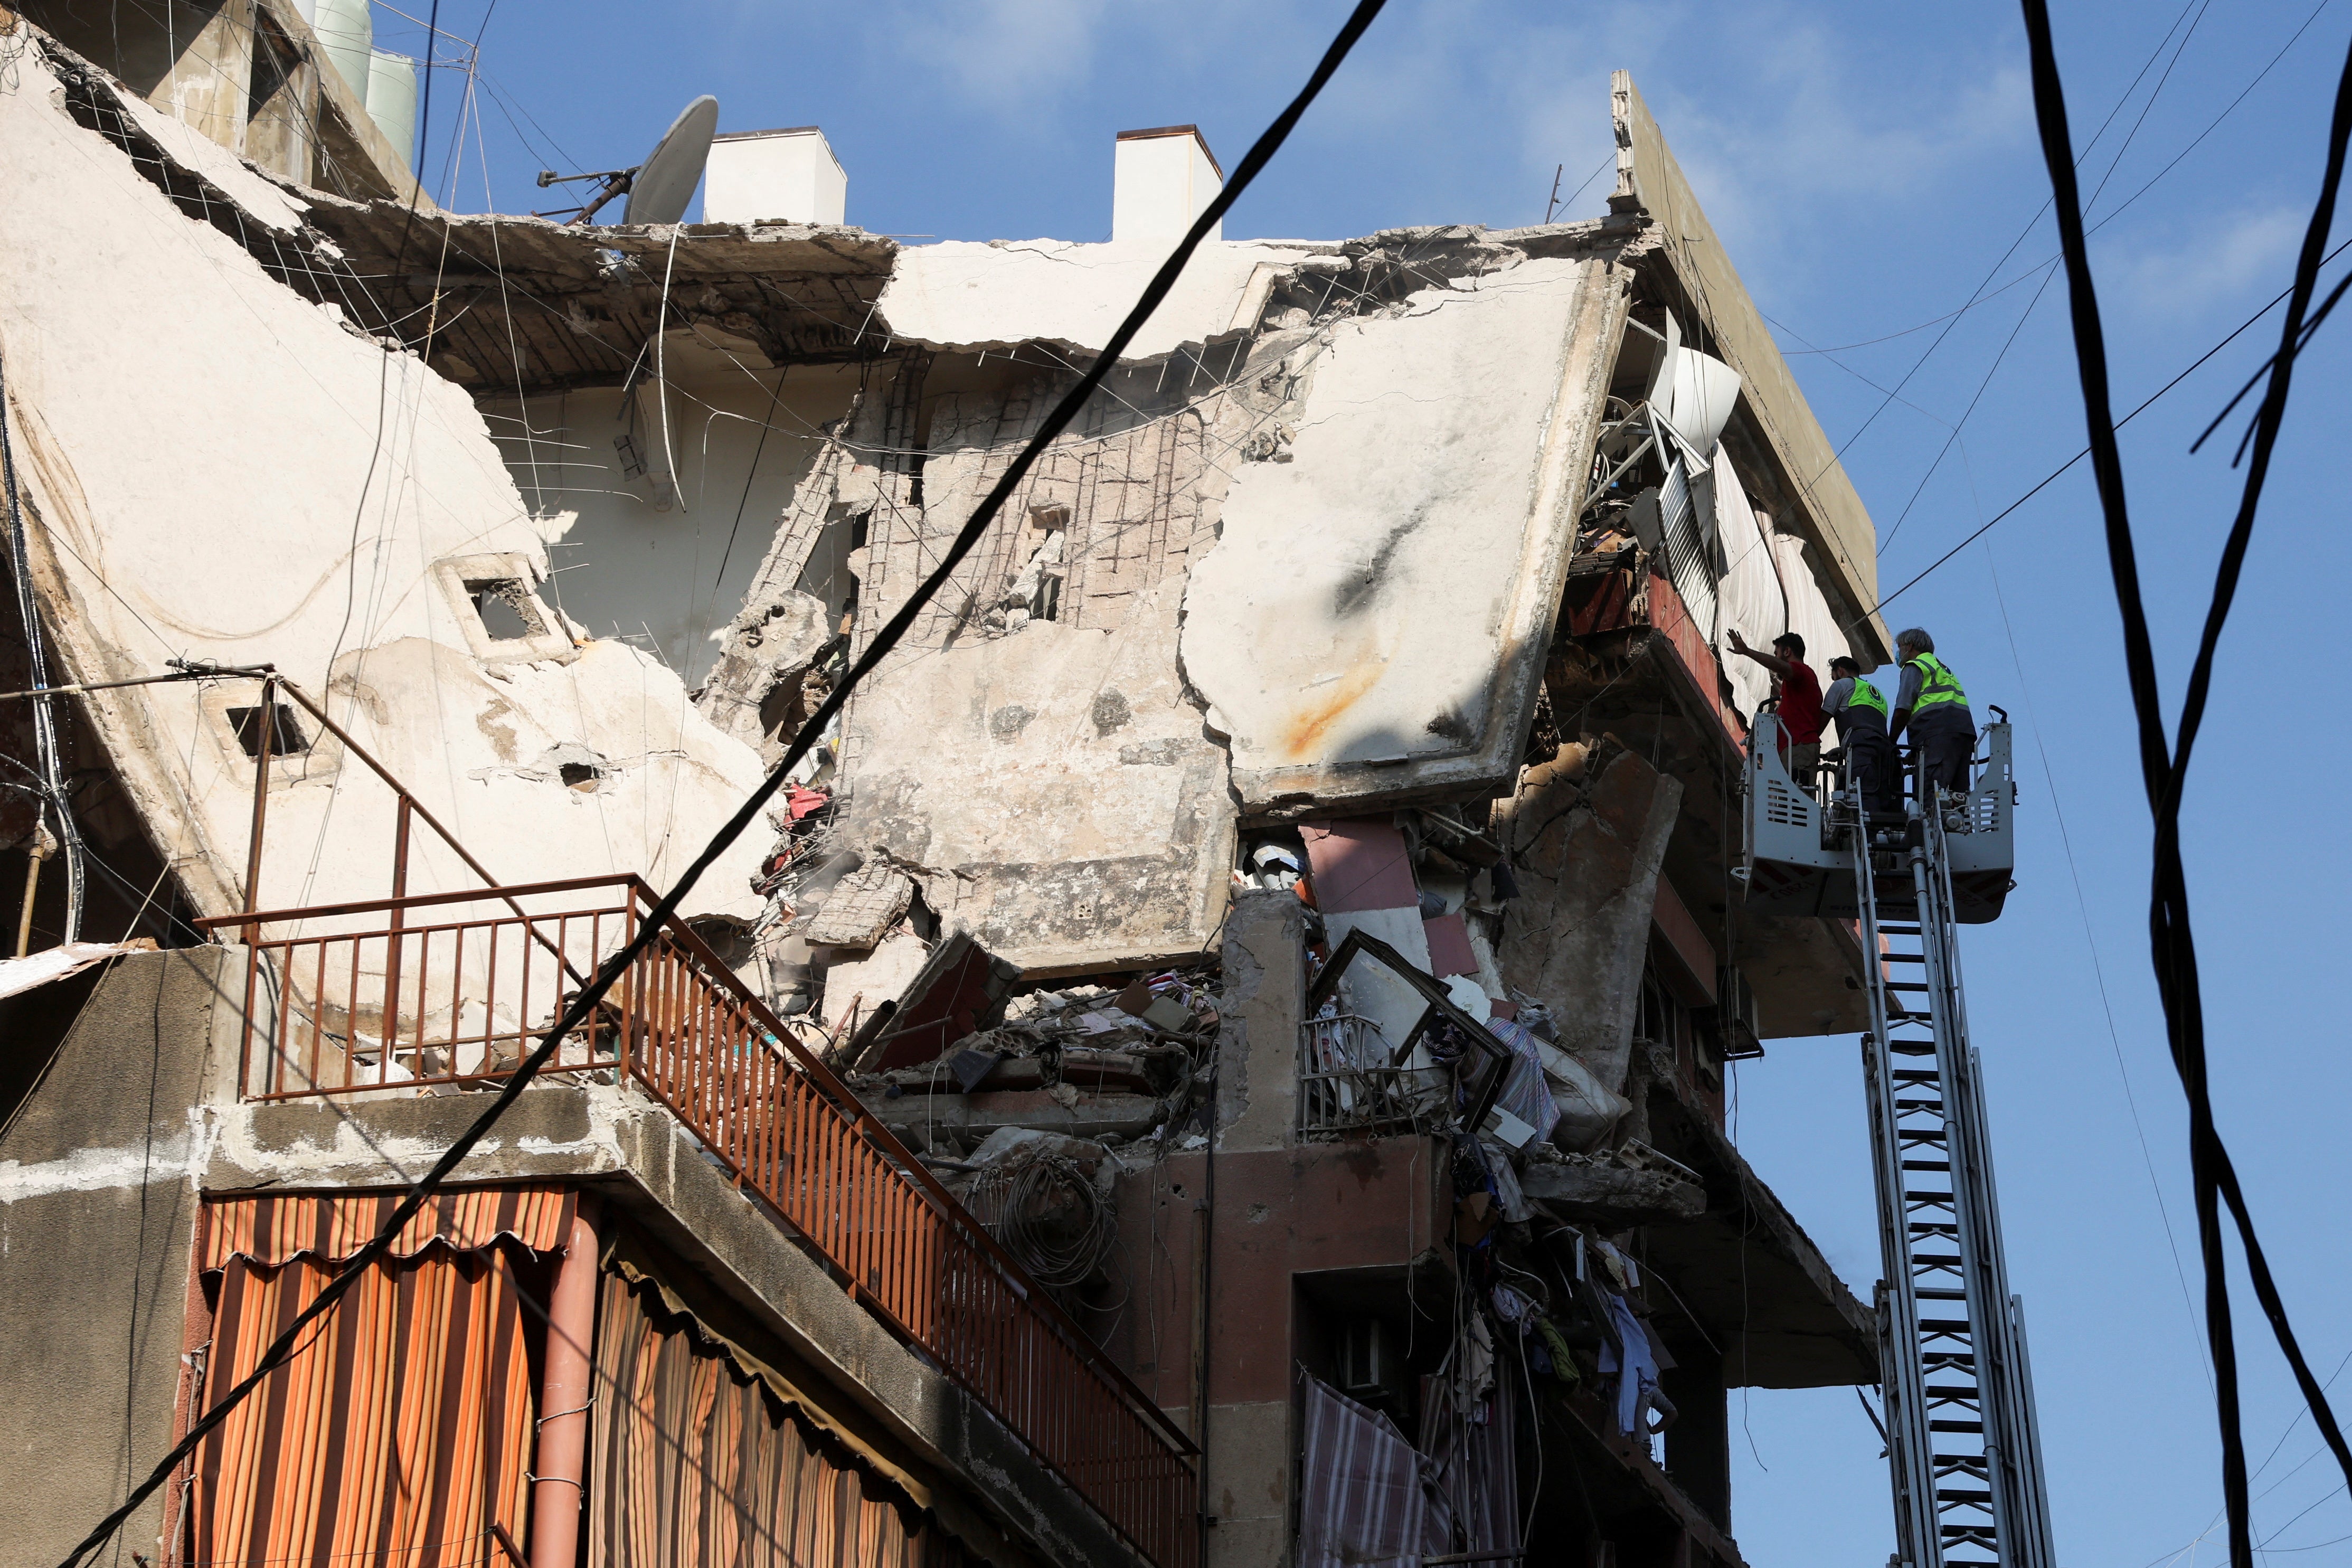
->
xmin=532 ymin=1191 xmax=601 ymax=1568
xmin=14 ymin=821 xmax=52 ymax=957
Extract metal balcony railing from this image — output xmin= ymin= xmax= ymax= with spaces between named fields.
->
xmin=193 ymin=675 xmax=1198 ymax=1568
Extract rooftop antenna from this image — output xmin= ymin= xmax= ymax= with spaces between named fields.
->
xmin=533 ymin=95 xmax=719 ymax=226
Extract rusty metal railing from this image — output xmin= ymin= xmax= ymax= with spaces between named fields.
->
xmin=200 ymin=875 xmax=1198 ymax=1567
xmin=194 ymin=677 xmax=1198 ymax=1568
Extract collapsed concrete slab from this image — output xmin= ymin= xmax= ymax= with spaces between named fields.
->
xmin=1182 ymin=247 xmax=1629 ymax=815
xmin=0 ymin=46 xmax=770 ymax=921
xmin=1494 ymin=738 xmax=1683 ymax=1097
xmin=876 ymin=238 xmax=1328 ymax=361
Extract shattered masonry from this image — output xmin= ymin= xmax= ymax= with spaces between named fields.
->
xmin=4 ymin=17 xmax=1890 ymax=1568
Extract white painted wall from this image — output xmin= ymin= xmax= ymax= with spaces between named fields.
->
xmin=703 ymin=128 xmax=847 ymax=225
xmin=1111 ymin=128 xmax=1222 ymax=243
xmin=0 ymin=51 xmax=772 ymax=930
xmin=483 ymin=342 xmax=859 ymax=684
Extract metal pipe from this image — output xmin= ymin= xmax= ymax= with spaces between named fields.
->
xmin=14 ymin=825 xmax=50 ymax=957
xmin=0 ymin=665 xmax=270 ymax=703
xmin=531 ymin=1191 xmax=601 ymax=1568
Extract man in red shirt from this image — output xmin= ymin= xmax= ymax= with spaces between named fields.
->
xmin=1726 ymin=629 xmax=1825 ymax=787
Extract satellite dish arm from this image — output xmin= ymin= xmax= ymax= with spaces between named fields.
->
xmin=528 ymin=166 xmax=641 ymax=224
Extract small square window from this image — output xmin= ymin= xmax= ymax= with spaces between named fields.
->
xmin=226 ymin=703 xmax=310 ymax=759
xmin=433 ymin=552 xmax=577 ymax=667
xmin=465 ymin=578 xmax=550 ymax=641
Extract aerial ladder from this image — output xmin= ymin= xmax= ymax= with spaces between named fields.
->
xmin=1741 ymin=710 xmax=2056 ymax=1568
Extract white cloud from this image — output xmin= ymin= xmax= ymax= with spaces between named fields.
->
xmin=882 ymin=0 xmax=1113 ymax=110
xmin=2105 ymin=203 xmax=2305 ymax=319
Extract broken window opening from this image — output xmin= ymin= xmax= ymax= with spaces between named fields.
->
xmin=465 ymin=578 xmax=551 ymax=641
xmin=1029 ymin=574 xmax=1062 ymax=624
xmin=227 ymin=704 xmax=310 ymax=760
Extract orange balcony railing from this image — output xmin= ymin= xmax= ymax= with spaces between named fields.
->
xmin=192 ymin=676 xmax=1197 ymax=1568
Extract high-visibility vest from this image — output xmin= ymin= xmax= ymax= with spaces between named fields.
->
xmin=1906 ymin=652 xmax=1968 ymax=713
xmin=1847 ymin=677 xmax=1890 ymax=719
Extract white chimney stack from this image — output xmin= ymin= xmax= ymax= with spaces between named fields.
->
xmin=1112 ymin=125 xmax=1223 ymax=243
xmin=703 ymin=127 xmax=847 ymax=226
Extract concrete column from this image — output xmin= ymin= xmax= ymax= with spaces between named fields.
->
xmin=1660 ymin=1352 xmax=1730 ymax=1531
xmin=531 ymin=1192 xmax=601 ymax=1568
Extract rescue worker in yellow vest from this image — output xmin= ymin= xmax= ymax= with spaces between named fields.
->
xmin=1888 ymin=627 xmax=1977 ymax=795
xmin=1821 ymin=655 xmax=1903 ymax=817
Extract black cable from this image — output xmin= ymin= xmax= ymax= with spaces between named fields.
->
xmin=711 ymin=366 xmax=790 ymax=595
xmin=2016 ymin=6 xmax=2247 ymax=1557
xmin=2191 ymin=266 xmax=2352 ymax=458
xmin=2153 ymin=17 xmax=2352 ymax=1532
xmin=1853 ymin=231 xmax=2352 ymax=628
xmin=2019 ymin=6 xmax=2352 ymax=1564
xmin=49 ymin=5 xmax=1390 ymax=1562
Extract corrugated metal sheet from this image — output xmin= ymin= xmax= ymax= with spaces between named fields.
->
xmin=590 ymin=1269 xmax=971 ymax=1568
xmin=203 ymin=1186 xmax=577 ymax=1270
xmin=192 ymin=1246 xmax=536 ymax=1567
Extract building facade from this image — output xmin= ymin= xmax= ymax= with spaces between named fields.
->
xmin=3 ymin=16 xmax=1892 ymax=1567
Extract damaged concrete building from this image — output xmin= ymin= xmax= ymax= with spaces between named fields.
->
xmin=5 ymin=14 xmax=1893 ymax=1568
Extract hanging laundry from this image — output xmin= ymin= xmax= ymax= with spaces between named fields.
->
xmin=1599 ymin=1290 xmax=1660 ymax=1441
xmin=1420 ymin=1341 xmax=1520 ymax=1560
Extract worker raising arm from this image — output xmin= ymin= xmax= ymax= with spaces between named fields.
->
xmin=1725 ymin=629 xmax=1825 ymax=788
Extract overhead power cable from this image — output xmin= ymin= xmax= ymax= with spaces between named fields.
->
xmin=2017 ymin=6 xmax=2352 ymax=1566
xmin=1799 ymin=0 xmax=2209 ymax=483
xmin=1850 ymin=231 xmax=2352 ymax=629
xmin=47 ymin=4 xmax=1392 ymax=1563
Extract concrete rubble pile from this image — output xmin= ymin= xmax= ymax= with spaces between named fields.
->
xmin=0 ymin=21 xmax=1886 ymax=1564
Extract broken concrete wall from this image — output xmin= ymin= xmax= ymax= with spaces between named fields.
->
xmin=0 ymin=948 xmax=238 ymax=1567
xmin=819 ymin=337 xmax=1286 ymax=974
xmin=482 ymin=346 xmax=862 ymax=684
xmin=1183 ymin=245 xmax=1627 ymax=815
xmin=744 ymin=230 xmax=1631 ymax=976
xmin=844 ymin=575 xmax=1235 ymax=976
xmin=1495 ymin=738 xmax=1683 ymax=1096
xmin=0 ymin=49 xmax=769 ymax=924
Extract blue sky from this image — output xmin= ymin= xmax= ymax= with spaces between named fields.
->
xmin=374 ymin=2 xmax=2352 ymax=1561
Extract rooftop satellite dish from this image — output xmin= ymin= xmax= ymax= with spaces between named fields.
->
xmin=624 ymin=96 xmax=719 ymax=226
xmin=532 ymin=95 xmax=719 ymax=227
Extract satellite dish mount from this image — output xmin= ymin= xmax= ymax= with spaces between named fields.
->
xmin=530 ymin=95 xmax=719 ymax=228
xmin=532 ymin=165 xmax=638 ymax=225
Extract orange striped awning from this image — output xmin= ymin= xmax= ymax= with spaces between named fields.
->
xmin=590 ymin=1270 xmax=972 ymax=1568
xmin=203 ymin=1186 xmax=577 ymax=1271
xmin=193 ymin=1245 xmax=536 ymax=1568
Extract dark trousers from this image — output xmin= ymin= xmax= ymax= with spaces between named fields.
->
xmin=1847 ymin=731 xmax=1903 ymax=816
xmin=1909 ymin=706 xmax=1978 ymax=794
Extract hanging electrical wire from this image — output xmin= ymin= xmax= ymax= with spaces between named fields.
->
xmin=970 ymin=1155 xmax=1120 ymax=1290
xmin=2017 ymin=5 xmax=2352 ymax=1564
xmin=47 ymin=5 xmax=1392 ymax=1561
xmin=0 ymin=351 xmax=86 ymax=944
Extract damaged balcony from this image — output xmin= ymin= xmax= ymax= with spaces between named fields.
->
xmin=200 ymin=680 xmax=1198 ymax=1568
xmin=3 ymin=33 xmax=1906 ymax=1568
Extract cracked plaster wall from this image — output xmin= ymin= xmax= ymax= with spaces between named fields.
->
xmin=0 ymin=52 xmax=770 ymax=930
